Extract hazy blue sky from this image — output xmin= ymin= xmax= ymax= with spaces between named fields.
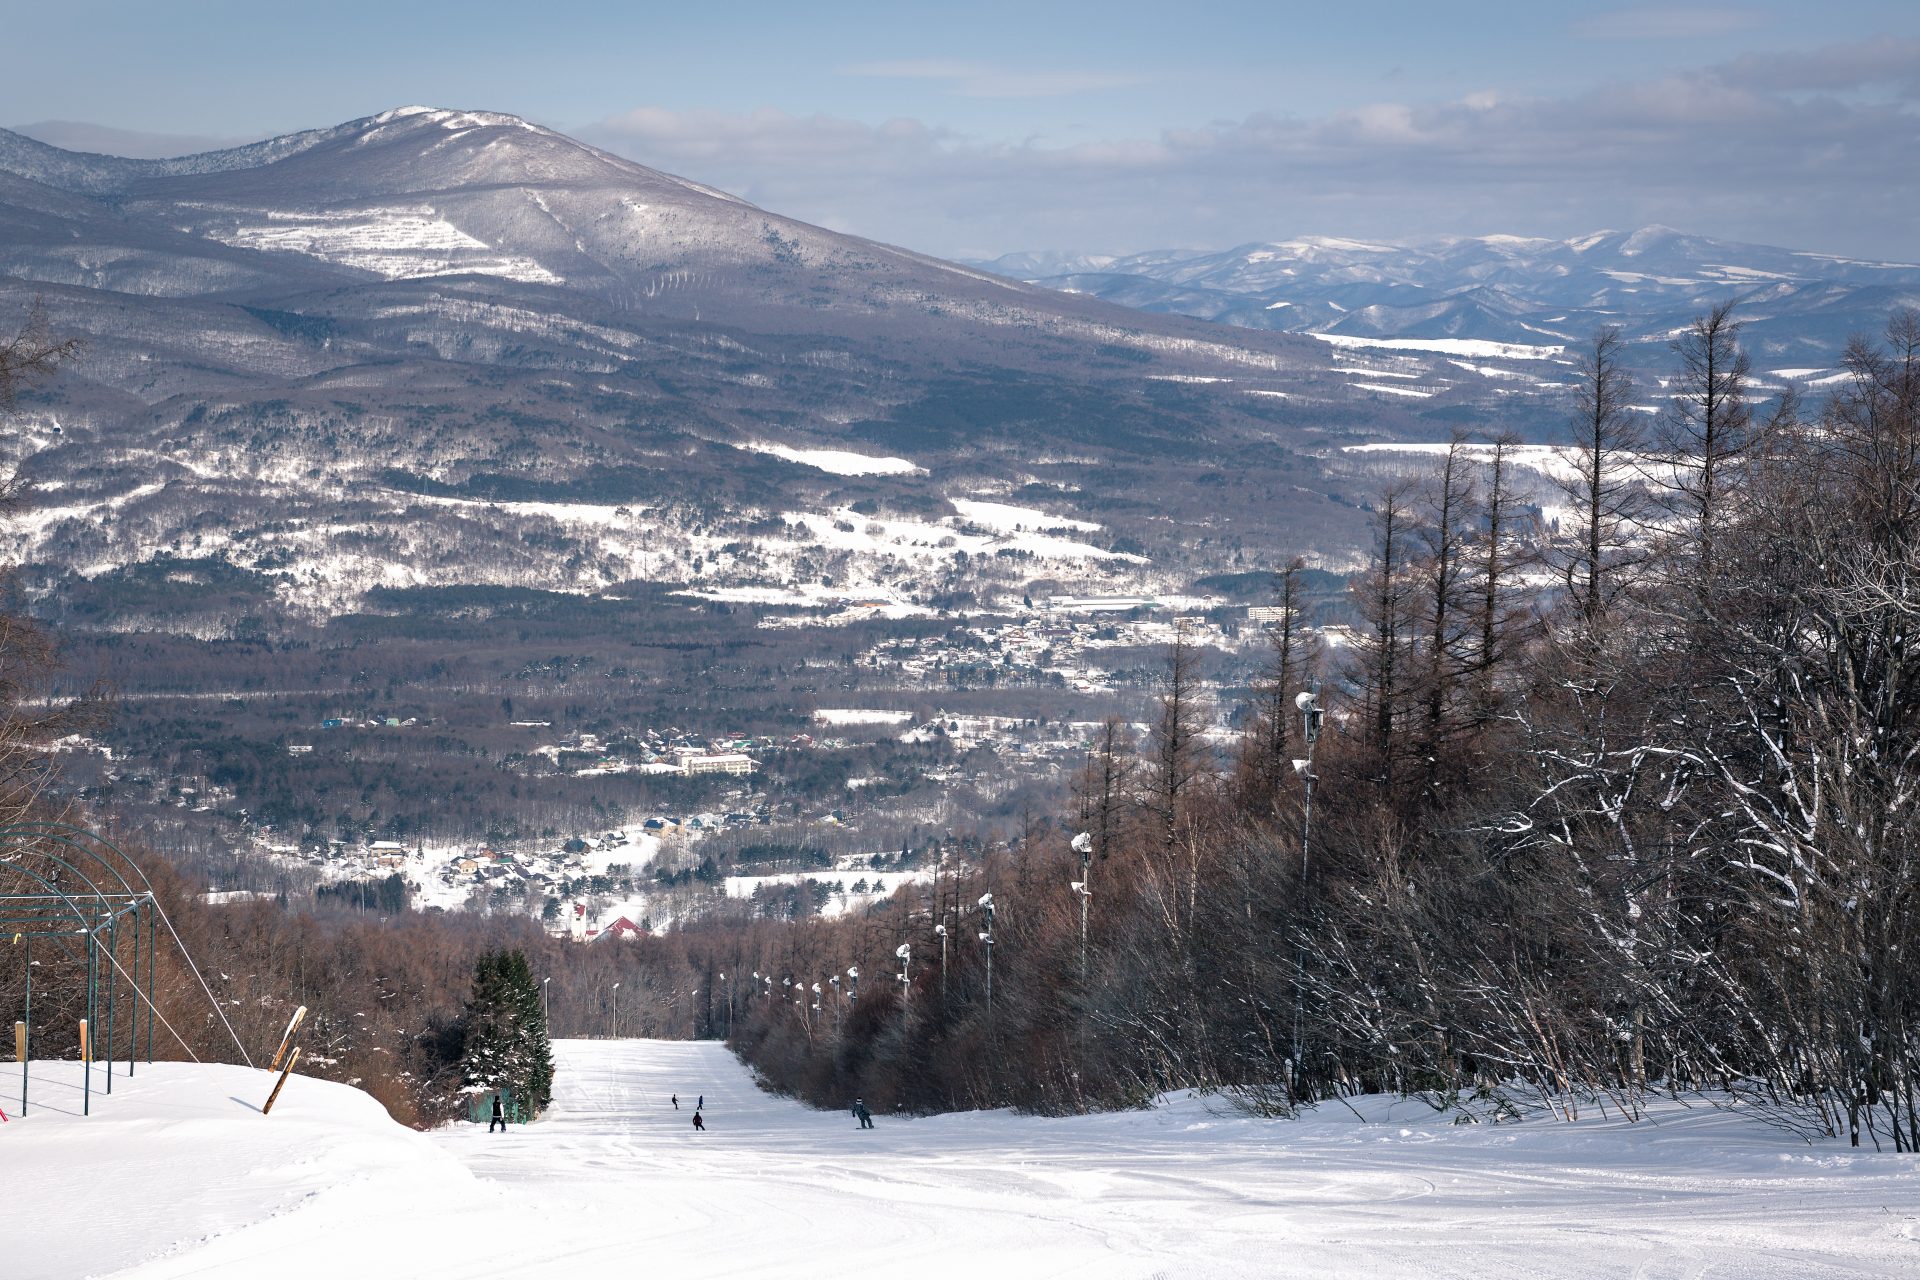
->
xmin=8 ymin=1 xmax=1919 ymax=259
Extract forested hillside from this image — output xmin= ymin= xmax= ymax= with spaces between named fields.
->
xmin=726 ymin=308 xmax=1920 ymax=1151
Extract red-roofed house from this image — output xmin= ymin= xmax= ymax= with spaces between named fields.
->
xmin=593 ymin=916 xmax=647 ymax=942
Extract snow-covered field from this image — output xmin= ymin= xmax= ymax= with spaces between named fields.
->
xmin=813 ymin=708 xmax=914 ymax=726
xmin=720 ymin=868 xmax=931 ymax=915
xmin=10 ymin=1041 xmax=1917 ymax=1278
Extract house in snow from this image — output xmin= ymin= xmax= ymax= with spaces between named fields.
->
xmin=593 ymin=916 xmax=647 ymax=942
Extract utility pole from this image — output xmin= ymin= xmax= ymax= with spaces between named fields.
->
xmin=895 ymin=943 xmax=912 ymax=1000
xmin=611 ymin=981 xmax=620 ymax=1039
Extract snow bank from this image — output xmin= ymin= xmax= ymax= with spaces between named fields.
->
xmin=7 ymin=1060 xmax=498 ymax=1279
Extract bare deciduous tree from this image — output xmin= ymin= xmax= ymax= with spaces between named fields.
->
xmin=1558 ymin=327 xmax=1647 ymax=632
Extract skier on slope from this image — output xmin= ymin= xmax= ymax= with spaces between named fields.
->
xmin=672 ymin=1093 xmax=679 ymax=1110
xmin=853 ymin=1098 xmax=873 ymax=1129
xmin=489 ymin=1092 xmax=507 ymax=1133
xmin=693 ymin=1111 xmax=706 ymax=1131
xmin=697 ymin=1094 xmax=704 ymax=1110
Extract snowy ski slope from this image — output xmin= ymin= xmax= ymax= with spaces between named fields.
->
xmin=7 ymin=1041 xmax=1917 ymax=1277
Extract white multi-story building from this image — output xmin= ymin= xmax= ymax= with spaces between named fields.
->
xmin=681 ymin=752 xmax=756 ymax=777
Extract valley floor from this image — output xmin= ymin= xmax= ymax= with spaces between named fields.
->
xmin=8 ymin=1040 xmax=1917 ymax=1278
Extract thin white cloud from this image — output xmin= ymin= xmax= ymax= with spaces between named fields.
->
xmin=579 ymin=39 xmax=1920 ymax=261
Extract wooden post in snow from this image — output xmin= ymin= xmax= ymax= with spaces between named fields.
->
xmin=269 ymin=1006 xmax=308 ymax=1073
xmin=262 ymin=1046 xmax=300 ymax=1116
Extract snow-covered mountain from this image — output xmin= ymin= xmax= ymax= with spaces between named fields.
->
xmin=974 ymin=227 xmax=1920 ymax=368
xmin=0 ymin=107 xmax=1408 ymax=634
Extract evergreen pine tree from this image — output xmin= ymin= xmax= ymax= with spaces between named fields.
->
xmin=461 ymin=948 xmax=555 ymax=1118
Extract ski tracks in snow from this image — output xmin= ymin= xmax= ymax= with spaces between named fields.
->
xmin=422 ymin=1040 xmax=1917 ymax=1278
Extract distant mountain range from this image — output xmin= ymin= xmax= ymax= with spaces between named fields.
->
xmin=0 ymin=107 xmax=1410 ymax=634
xmin=6 ymin=110 xmax=1909 ymax=641
xmin=971 ymin=229 xmax=1920 ymax=376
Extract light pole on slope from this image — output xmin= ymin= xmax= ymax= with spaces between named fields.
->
xmin=1289 ymin=681 xmax=1324 ymax=1101
xmin=978 ymin=891 xmax=996 ymax=1032
xmin=1069 ymin=831 xmax=1093 ymax=981
xmin=934 ymin=923 xmax=948 ymax=1002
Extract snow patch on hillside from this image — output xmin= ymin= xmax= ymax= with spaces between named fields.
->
xmin=783 ymin=505 xmax=1142 ymax=565
xmin=1351 ymin=381 xmax=1434 ymax=398
xmin=732 ymin=441 xmax=923 ymax=476
xmin=1315 ymin=333 xmax=1564 ymax=360
xmin=203 ymin=205 xmax=561 ymax=283
xmin=949 ymin=499 xmax=1101 ymax=534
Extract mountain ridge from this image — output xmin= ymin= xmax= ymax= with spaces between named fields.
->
xmin=969 ymin=227 xmax=1920 ymax=362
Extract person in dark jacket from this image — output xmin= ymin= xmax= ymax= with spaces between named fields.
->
xmin=697 ymin=1095 xmax=704 ymax=1110
xmin=489 ymin=1093 xmax=507 ymax=1133
xmin=672 ymin=1094 xmax=679 ymax=1110
xmin=854 ymin=1098 xmax=873 ymax=1129
xmin=693 ymin=1111 xmax=706 ymax=1131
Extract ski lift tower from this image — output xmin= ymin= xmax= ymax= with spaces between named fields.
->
xmin=0 ymin=823 xmax=162 ymax=1118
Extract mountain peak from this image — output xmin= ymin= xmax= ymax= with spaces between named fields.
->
xmin=1618 ymin=224 xmax=1685 ymax=255
xmin=366 ymin=105 xmax=549 ymax=134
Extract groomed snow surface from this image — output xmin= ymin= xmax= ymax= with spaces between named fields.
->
xmin=9 ymin=1041 xmax=1917 ymax=1278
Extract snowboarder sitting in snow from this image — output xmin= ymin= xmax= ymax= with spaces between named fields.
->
xmin=693 ymin=1111 xmax=706 ymax=1131
xmin=489 ymin=1092 xmax=507 ymax=1133
xmin=853 ymin=1098 xmax=873 ymax=1129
